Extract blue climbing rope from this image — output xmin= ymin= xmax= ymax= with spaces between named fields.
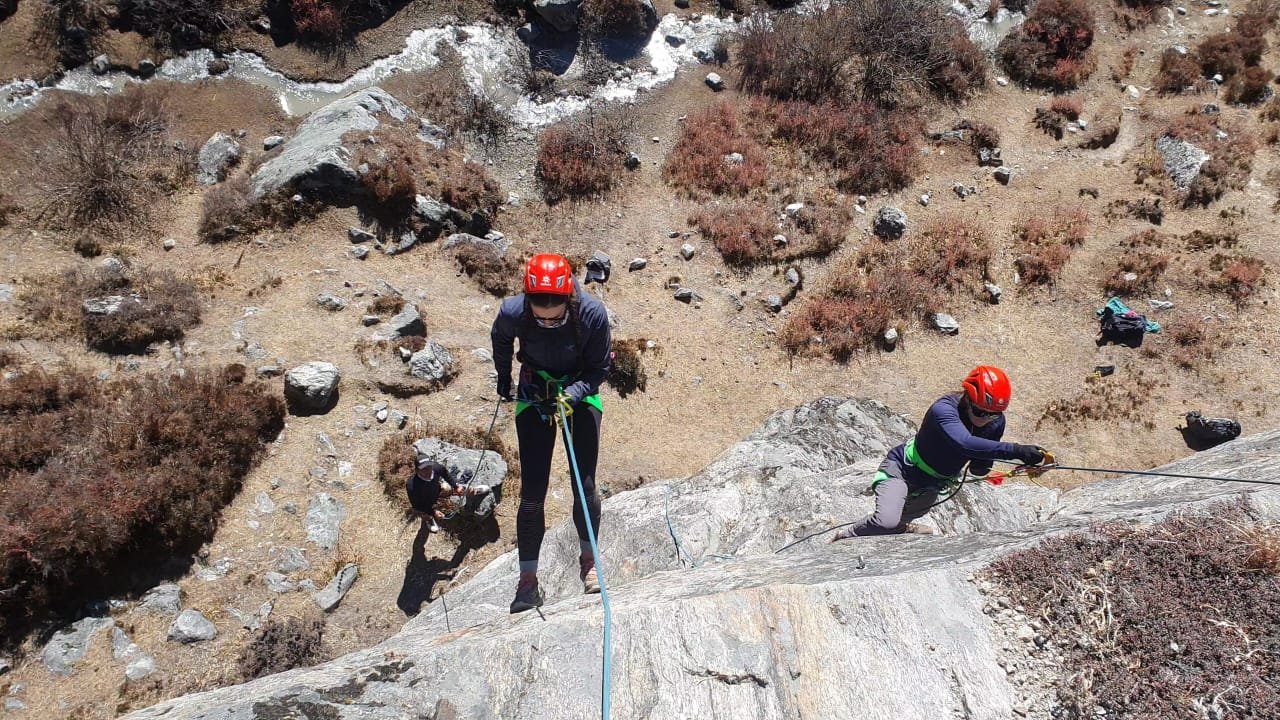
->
xmin=557 ymin=396 xmax=612 ymax=720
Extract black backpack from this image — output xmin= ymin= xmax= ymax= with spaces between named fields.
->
xmin=1184 ymin=411 xmax=1241 ymax=447
xmin=1099 ymin=307 xmax=1148 ymax=347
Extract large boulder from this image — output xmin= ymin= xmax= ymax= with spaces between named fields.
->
xmin=42 ymin=617 xmax=114 ymax=675
xmin=411 ymin=437 xmax=508 ymax=492
xmin=284 ymin=361 xmax=341 ymax=414
xmin=251 ymin=88 xmax=414 ymax=201
xmin=873 ymin=206 xmax=908 ymax=240
xmin=1155 ymin=135 xmax=1211 ymax=190
xmin=121 ymin=399 xmax=1280 ymax=720
xmin=407 ymin=340 xmax=456 ymax=383
xmin=196 ymin=132 xmax=241 ymax=186
xmin=533 ymin=0 xmax=582 ymax=32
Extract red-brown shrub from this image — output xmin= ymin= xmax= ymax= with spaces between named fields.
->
xmin=1225 ymin=65 xmax=1275 ymax=105
xmin=535 ymin=108 xmax=632 ymax=204
xmin=664 ymin=102 xmax=769 ymax=197
xmin=1102 ymin=250 xmax=1170 ymax=295
xmin=758 ymin=99 xmax=922 ymax=193
xmin=909 ymin=215 xmax=992 ymax=292
xmin=999 ymin=0 xmax=1097 ymax=90
xmin=1154 ymin=48 xmax=1201 ymax=94
xmin=1013 ymin=207 xmax=1090 ymax=285
xmin=1209 ymin=254 xmax=1266 ymax=303
xmin=291 ymin=0 xmax=344 ymax=44
xmin=1197 ymin=31 xmax=1266 ymax=79
xmin=690 ymin=203 xmax=777 ymax=267
xmin=1165 ymin=115 xmax=1261 ymax=207
xmin=1050 ymin=96 xmax=1083 ymax=120
xmin=0 ymin=367 xmax=285 ymax=643
xmin=736 ymin=10 xmax=851 ymax=103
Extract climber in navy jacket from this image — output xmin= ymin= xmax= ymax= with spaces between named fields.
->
xmin=491 ymin=253 xmax=611 ymax=613
xmin=834 ymin=366 xmax=1051 ymax=538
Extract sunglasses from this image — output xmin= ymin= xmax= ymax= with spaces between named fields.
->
xmin=969 ymin=406 xmax=1002 ymax=419
xmin=533 ymin=308 xmax=568 ymax=328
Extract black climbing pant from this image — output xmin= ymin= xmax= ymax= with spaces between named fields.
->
xmin=515 ymin=404 xmax=602 ymax=563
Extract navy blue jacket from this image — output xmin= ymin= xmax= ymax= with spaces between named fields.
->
xmin=491 ymin=289 xmax=611 ymax=401
xmin=911 ymin=393 xmax=1022 ymax=478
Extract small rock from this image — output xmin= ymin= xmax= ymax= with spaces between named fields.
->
xmin=1016 ymin=624 xmax=1036 ymax=642
xmin=996 ymin=76 xmax=1009 ymax=86
xmin=984 ymin=281 xmax=1003 ymax=304
xmin=315 ymin=293 xmax=346 ymax=311
xmin=1126 ymin=85 xmax=1141 ymax=99
xmin=883 ymin=327 xmax=899 ymax=350
xmin=251 ymin=16 xmax=272 ymax=33
xmin=263 ymin=135 xmax=285 ymax=151
xmin=784 ymin=202 xmax=805 ymax=217
xmin=1148 ymin=299 xmax=1174 ymax=310
xmin=389 ymin=410 xmax=408 ymax=429
xmin=994 ymin=166 xmax=1013 ymax=185
xmin=673 ymin=288 xmax=703 ymax=303
xmin=255 ymin=492 xmax=276 ymax=515
xmin=276 ymin=547 xmax=310 ymax=573
xmin=705 ymin=73 xmax=725 ymax=91
xmin=953 ymin=183 xmax=976 ymax=199
xmin=932 ymin=313 xmax=960 ymax=335
xmin=675 ymin=0 xmax=690 ymax=7
xmin=723 ymin=152 xmax=745 ymax=165
xmin=918 ymin=193 xmax=930 ymax=206
xmin=625 ymin=152 xmax=641 ymax=170
xmin=362 ymin=315 xmax=381 ymax=326
xmin=773 ymin=234 xmax=788 ymax=246
xmin=257 ymin=365 xmax=283 ymax=378
xmin=680 ymin=243 xmax=696 ymax=260
xmin=348 ymin=227 xmax=376 ymax=243
xmin=628 ymin=258 xmax=648 ymax=272
xmin=665 ymin=34 xmax=686 ymax=47
xmin=263 ymin=572 xmax=296 ymax=594
xmin=313 ymin=563 xmax=359 ymax=612
xmin=873 ymin=206 xmax=908 ymax=240
xmin=138 ymin=583 xmax=182 ymax=615
xmin=764 ymin=295 xmax=783 ymax=313
xmin=162 ymin=238 xmax=176 ymax=251
xmin=168 ymin=609 xmax=217 ymax=643
xmin=785 ymin=268 xmax=801 ymax=287
xmin=351 ymin=246 xmax=370 ymax=260
xmin=91 ymin=54 xmax=111 ymax=75
xmin=375 ymin=407 xmax=390 ymax=423
xmin=5 ymin=699 xmax=25 ymax=711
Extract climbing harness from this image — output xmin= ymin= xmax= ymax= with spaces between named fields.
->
xmin=556 ymin=393 xmax=613 ymax=720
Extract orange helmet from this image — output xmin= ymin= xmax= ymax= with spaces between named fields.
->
xmin=962 ymin=365 xmax=1011 ymax=413
xmin=525 ymin=253 xmax=574 ymax=296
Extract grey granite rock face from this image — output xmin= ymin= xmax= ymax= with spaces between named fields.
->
xmin=122 ymin=398 xmax=1280 ymax=720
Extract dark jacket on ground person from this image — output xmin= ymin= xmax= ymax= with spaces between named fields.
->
xmin=490 ymin=290 xmax=611 ymax=402
xmin=906 ymin=393 xmax=1021 ymax=484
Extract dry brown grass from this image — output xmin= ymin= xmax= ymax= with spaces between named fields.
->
xmin=453 ymin=244 xmax=522 ymax=297
xmin=1037 ymin=367 xmax=1161 ymax=429
xmin=36 ymin=90 xmax=188 ymax=233
xmin=238 ymin=617 xmax=328 ymax=680
xmin=20 ymin=266 xmax=201 ymax=354
xmin=0 ymin=364 xmax=285 ymax=645
xmin=985 ymin=502 xmax=1280 ymax=719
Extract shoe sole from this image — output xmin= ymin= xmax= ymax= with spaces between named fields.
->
xmin=510 ymin=599 xmax=542 ymax=614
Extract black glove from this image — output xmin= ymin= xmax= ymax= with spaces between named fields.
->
xmin=496 ymin=376 xmax=512 ymax=401
xmin=1010 ymin=444 xmax=1046 ymax=466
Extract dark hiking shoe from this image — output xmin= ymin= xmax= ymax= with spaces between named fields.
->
xmin=580 ymin=555 xmax=600 ymax=594
xmin=510 ymin=576 xmax=544 ymax=614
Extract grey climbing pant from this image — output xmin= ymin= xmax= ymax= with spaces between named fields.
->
xmin=852 ymin=444 xmax=939 ymax=536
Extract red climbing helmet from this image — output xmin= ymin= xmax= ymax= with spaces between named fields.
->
xmin=524 ymin=253 xmax=574 ymax=296
xmin=962 ymin=365 xmax=1012 ymax=413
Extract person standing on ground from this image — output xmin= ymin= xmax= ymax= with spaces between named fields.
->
xmin=491 ymin=253 xmax=612 ymax=613
xmin=833 ymin=366 xmax=1051 ymax=539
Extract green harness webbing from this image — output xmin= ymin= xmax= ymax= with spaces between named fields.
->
xmin=870 ymin=438 xmax=963 ymax=498
xmin=515 ymin=369 xmax=603 ymax=418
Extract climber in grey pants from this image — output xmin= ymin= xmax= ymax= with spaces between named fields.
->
xmin=853 ymin=445 xmax=941 ymax=535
